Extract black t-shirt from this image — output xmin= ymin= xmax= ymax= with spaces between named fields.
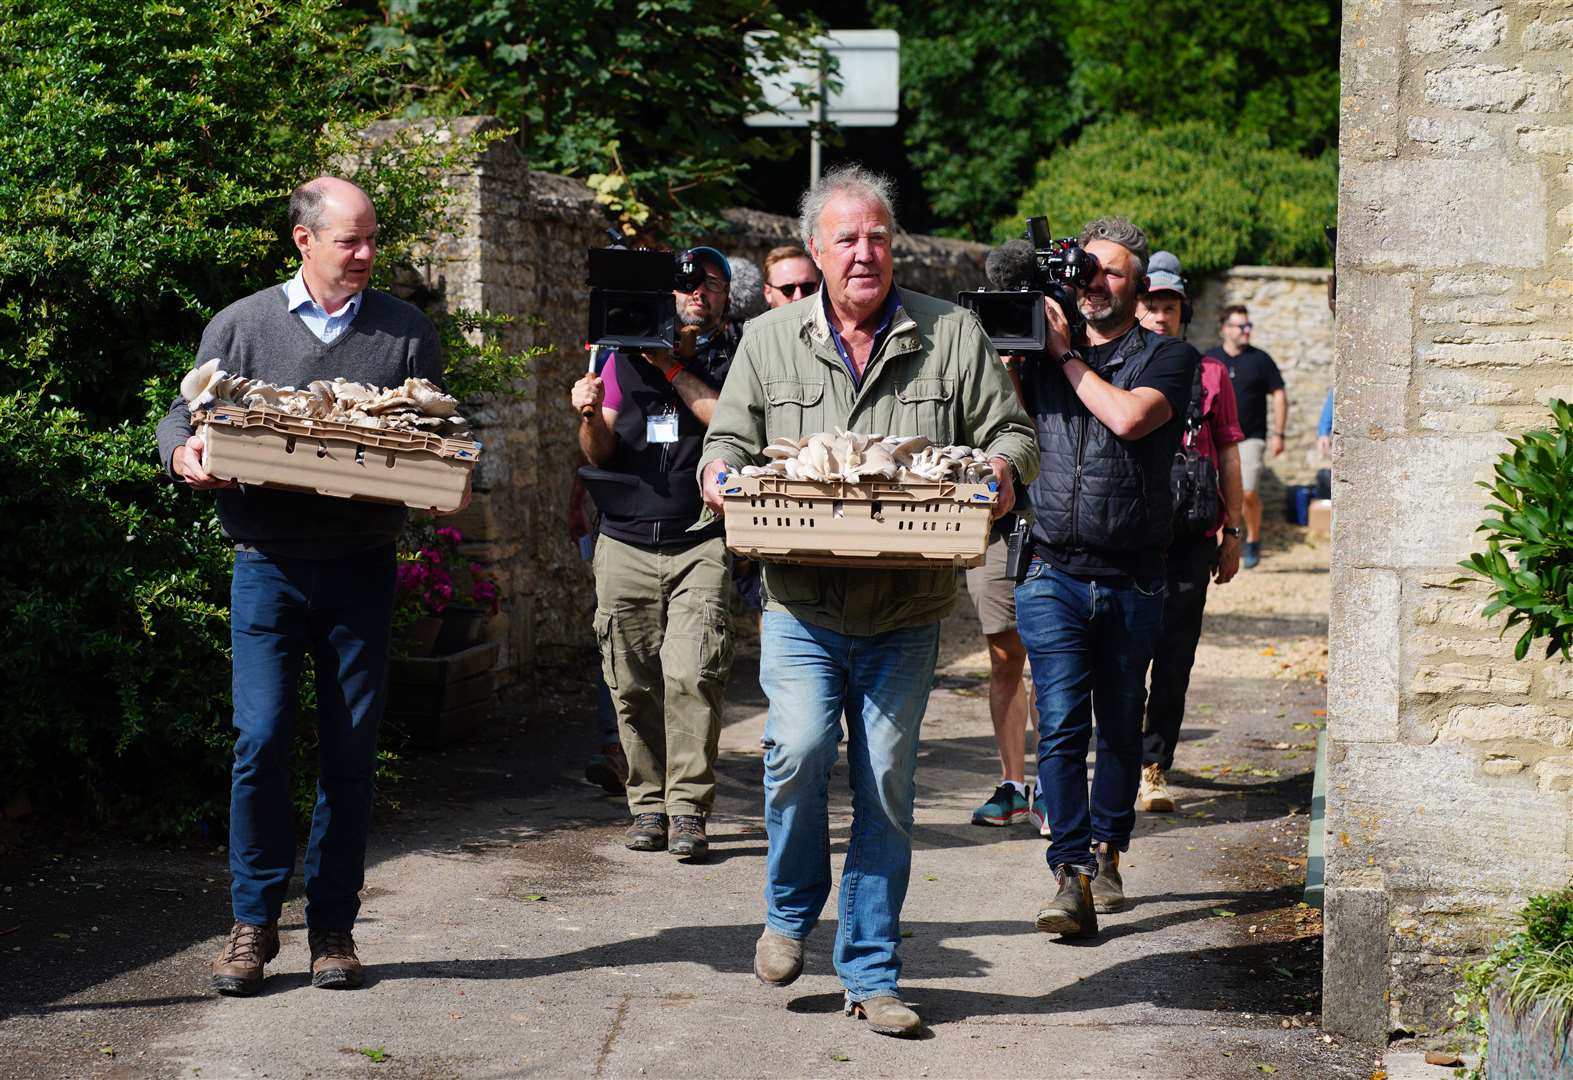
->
xmin=1206 ymin=345 xmax=1283 ymax=439
xmin=1042 ymin=330 xmax=1198 ymax=579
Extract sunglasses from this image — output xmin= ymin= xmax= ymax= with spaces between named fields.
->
xmin=768 ymin=280 xmax=818 ymax=298
xmin=1226 ymin=321 xmax=1253 ymax=331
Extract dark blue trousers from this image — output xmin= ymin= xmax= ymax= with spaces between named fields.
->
xmin=228 ymin=546 xmax=395 ymax=929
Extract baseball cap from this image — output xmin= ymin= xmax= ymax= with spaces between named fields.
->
xmin=1145 ymin=250 xmax=1186 ymax=298
xmin=683 ymin=246 xmax=732 ymax=284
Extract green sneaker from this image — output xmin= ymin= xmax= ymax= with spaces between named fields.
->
xmin=971 ymin=782 xmax=1029 ymax=826
xmin=1028 ymin=790 xmax=1052 ymax=839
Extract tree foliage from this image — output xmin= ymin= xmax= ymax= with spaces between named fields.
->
xmin=353 ymin=0 xmax=825 ymax=238
xmin=866 ymin=1 xmax=1077 ymax=240
xmin=1006 ymin=118 xmax=1337 ymax=274
xmin=1062 ymin=0 xmax=1340 ymax=157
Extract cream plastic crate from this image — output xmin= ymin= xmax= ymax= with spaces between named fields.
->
xmin=198 ymin=404 xmax=481 ymax=512
xmin=719 ymin=473 xmax=998 ymax=569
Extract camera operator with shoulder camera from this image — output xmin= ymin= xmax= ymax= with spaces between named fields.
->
xmin=1014 ymin=218 xmax=1199 ymax=940
xmin=569 ymin=245 xmax=738 ymax=862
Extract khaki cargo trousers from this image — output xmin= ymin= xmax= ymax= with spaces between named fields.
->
xmin=593 ymin=534 xmax=733 ymax=817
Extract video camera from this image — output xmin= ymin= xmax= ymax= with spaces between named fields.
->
xmin=586 ymin=232 xmax=705 ymax=350
xmin=957 ymin=217 xmax=1099 ymax=353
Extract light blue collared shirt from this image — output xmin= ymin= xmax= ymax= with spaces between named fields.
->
xmin=283 ymin=270 xmax=363 ymax=344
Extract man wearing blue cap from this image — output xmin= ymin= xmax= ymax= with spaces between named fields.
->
xmin=570 ymin=245 xmax=739 ymax=861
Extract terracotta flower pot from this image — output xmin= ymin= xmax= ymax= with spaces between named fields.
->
xmin=433 ymin=605 xmax=489 ymax=655
xmin=399 ymin=615 xmax=444 ymax=659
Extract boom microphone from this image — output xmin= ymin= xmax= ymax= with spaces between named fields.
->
xmin=985 ymin=239 xmax=1036 ymax=291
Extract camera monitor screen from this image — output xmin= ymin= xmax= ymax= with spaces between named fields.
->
xmin=956 ymin=290 xmax=1047 ymax=353
xmin=588 ymin=290 xmax=677 ymax=350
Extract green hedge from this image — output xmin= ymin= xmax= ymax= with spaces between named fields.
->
xmin=1004 ymin=118 xmax=1337 ymax=274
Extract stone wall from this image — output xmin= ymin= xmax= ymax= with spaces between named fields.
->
xmin=1191 ymin=267 xmax=1336 ymax=486
xmin=1326 ymin=0 xmax=1573 ymax=1041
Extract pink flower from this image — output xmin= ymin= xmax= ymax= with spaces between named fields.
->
xmin=472 ymin=579 xmax=499 ymax=614
xmin=436 ymin=527 xmax=463 ymax=546
xmin=419 ymin=546 xmax=444 ymax=566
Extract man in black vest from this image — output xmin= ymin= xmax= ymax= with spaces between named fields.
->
xmin=570 ymin=246 xmax=737 ymax=862
xmin=1015 ymin=217 xmax=1199 ymax=939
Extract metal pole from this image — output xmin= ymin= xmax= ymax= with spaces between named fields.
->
xmin=809 ymin=48 xmax=827 ymax=189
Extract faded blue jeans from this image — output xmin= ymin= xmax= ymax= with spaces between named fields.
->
xmin=758 ymin=610 xmax=941 ymax=1000
xmin=1015 ymin=558 xmax=1166 ymax=873
xmin=229 ymin=546 xmax=395 ymax=930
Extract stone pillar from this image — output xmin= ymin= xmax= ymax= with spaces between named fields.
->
xmin=1326 ymin=0 xmax=1573 ymax=1037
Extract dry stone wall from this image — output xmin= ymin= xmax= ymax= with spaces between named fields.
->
xmin=1327 ymin=0 xmax=1573 ymax=1041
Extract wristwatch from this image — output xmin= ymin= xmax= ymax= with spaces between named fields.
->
xmin=1058 ymin=349 xmax=1081 ymax=367
xmin=1222 ymin=526 xmax=1243 ymax=539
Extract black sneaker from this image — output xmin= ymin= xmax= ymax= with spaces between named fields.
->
xmin=669 ymin=815 xmax=708 ymax=860
xmin=625 ymin=812 xmax=668 ymax=851
xmin=1035 ymin=864 xmax=1099 ymax=939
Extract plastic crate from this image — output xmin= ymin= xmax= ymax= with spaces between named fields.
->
xmin=198 ymin=404 xmax=480 ymax=512
xmin=719 ymin=473 xmax=998 ymax=569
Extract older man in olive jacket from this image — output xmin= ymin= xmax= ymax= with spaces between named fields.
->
xmin=699 ymin=165 xmax=1037 ymax=1037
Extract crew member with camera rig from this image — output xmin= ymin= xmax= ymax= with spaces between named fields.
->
xmin=570 ymin=244 xmax=738 ymax=862
xmin=1011 ymin=217 xmax=1199 ymax=940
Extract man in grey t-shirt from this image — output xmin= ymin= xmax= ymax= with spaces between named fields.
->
xmin=161 ymin=177 xmax=449 ymax=996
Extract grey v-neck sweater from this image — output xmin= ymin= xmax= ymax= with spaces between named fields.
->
xmin=158 ymin=284 xmax=444 ymax=559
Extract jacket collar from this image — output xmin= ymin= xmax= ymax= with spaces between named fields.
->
xmin=802 ymin=285 xmax=918 ymax=349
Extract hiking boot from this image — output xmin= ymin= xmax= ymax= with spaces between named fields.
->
xmin=669 ymin=814 xmax=708 ymax=860
xmin=1028 ymin=789 xmax=1052 ymax=839
xmin=971 ymin=782 xmax=1029 ymax=826
xmin=1242 ymin=540 xmax=1261 ymax=569
xmin=753 ymin=928 xmax=804 ymax=987
xmin=1090 ymin=842 xmax=1127 ymax=913
xmin=210 ymin=921 xmax=279 ymax=996
xmin=1035 ymin=864 xmax=1099 ymax=939
xmin=584 ymin=743 xmax=628 ymax=794
xmin=624 ymin=812 xmax=668 ymax=851
xmin=308 ymin=927 xmax=364 ymax=989
xmin=1137 ymin=763 xmax=1176 ymax=813
xmin=845 ymin=992 xmax=922 ymax=1037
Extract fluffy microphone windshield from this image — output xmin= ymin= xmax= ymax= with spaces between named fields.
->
xmin=729 ymin=257 xmax=767 ymax=320
xmin=985 ymin=239 xmax=1036 ymax=290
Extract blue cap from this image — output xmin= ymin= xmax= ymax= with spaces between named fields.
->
xmin=1146 ymin=250 xmax=1186 ymax=298
xmin=684 ymin=246 xmax=732 ymax=283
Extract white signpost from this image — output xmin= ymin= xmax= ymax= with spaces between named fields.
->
xmin=744 ymin=29 xmax=901 ymax=187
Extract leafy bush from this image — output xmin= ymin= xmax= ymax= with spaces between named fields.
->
xmin=0 ymin=392 xmax=234 ymax=833
xmin=1459 ymin=400 xmax=1573 ymax=660
xmin=0 ymin=0 xmax=516 ymax=835
xmin=1453 ymin=888 xmax=1573 ymax=1077
xmin=1004 ymin=118 xmax=1337 ymax=274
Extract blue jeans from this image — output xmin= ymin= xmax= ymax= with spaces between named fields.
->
xmin=1015 ymin=559 xmax=1166 ymax=872
xmin=758 ymin=611 xmax=941 ymax=999
xmin=229 ymin=546 xmax=395 ymax=929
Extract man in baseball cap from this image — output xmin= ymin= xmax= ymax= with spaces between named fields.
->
xmin=1134 ymin=252 xmax=1246 ymax=815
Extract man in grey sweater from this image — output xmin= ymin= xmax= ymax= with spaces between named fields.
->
xmin=158 ymin=176 xmax=446 ymax=995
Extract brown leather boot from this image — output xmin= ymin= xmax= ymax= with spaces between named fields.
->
xmin=1034 ymin=865 xmax=1099 ymax=939
xmin=309 ymin=927 xmax=364 ymax=989
xmin=211 ymin=921 xmax=279 ymax=996
xmin=1090 ymin=842 xmax=1127 ymax=913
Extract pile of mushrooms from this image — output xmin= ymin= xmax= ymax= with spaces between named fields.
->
xmin=738 ymin=430 xmax=996 ymax=484
xmin=180 ymin=358 xmax=467 ymax=433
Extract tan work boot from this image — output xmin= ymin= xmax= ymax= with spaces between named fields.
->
xmin=308 ymin=927 xmax=364 ymax=989
xmin=211 ymin=921 xmax=279 ymax=996
xmin=753 ymin=928 xmax=804 ymax=987
xmin=1090 ymin=842 xmax=1127 ymax=913
xmin=845 ymin=993 xmax=922 ymax=1037
xmin=1035 ymin=865 xmax=1099 ymax=939
xmin=1137 ymin=763 xmax=1176 ymax=812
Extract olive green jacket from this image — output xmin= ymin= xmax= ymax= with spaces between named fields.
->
xmin=699 ymin=285 xmax=1038 ymax=636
